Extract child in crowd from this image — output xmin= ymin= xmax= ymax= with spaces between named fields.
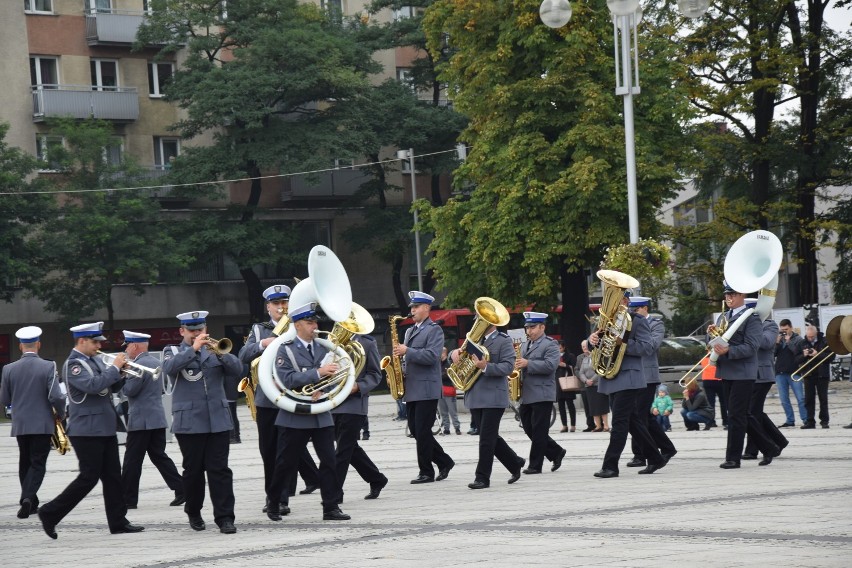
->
xmin=651 ymin=384 xmax=674 ymax=432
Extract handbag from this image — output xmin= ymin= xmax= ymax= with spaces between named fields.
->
xmin=559 ymin=373 xmax=582 ymax=393
xmin=442 ymin=385 xmax=457 ymax=397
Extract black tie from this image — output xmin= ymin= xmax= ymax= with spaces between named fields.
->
xmin=307 ymin=343 xmax=313 ymax=359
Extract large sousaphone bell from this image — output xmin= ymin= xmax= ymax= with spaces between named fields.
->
xmin=257 ymin=245 xmax=358 ymax=415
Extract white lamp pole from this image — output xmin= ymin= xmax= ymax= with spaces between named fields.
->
xmin=398 ymin=148 xmax=424 ymax=291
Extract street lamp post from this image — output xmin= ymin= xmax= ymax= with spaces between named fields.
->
xmin=397 ymin=148 xmax=424 ymax=291
xmin=539 ymin=0 xmax=708 ymax=244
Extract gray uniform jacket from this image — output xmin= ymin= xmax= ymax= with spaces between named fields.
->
xmin=597 ymin=314 xmax=655 ymax=395
xmin=463 ymin=331 xmax=514 ymax=410
xmin=714 ymin=309 xmax=761 ymax=381
xmin=122 ymin=352 xmax=168 ymax=431
xmin=332 ymin=334 xmax=382 ymax=416
xmin=402 ymin=319 xmax=444 ymax=403
xmin=162 ymin=343 xmax=241 ymax=434
xmin=0 ymin=353 xmax=65 ymax=436
xmin=642 ymin=316 xmax=665 ymax=386
xmin=519 ymin=335 xmax=560 ymax=404
xmin=63 ymin=350 xmax=123 ymax=437
xmin=756 ymin=319 xmax=779 ymax=384
xmin=237 ymin=321 xmax=277 ymax=409
xmin=275 ymin=339 xmax=334 ymax=429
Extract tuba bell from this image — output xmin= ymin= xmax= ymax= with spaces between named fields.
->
xmin=591 ymin=269 xmax=640 ymax=379
xmin=447 ymin=297 xmax=511 ymax=391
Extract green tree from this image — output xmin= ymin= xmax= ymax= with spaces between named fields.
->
xmin=422 ymin=0 xmax=694 ymax=350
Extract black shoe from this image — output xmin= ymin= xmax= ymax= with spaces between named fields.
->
xmin=626 ymin=458 xmax=646 ymax=468
xmin=436 ymin=461 xmax=455 ymax=481
xmin=365 ymin=478 xmax=388 ymax=500
xmin=759 ymin=455 xmax=774 ymax=466
xmin=456 ymin=429 xmax=462 ymax=435
xmin=170 ymin=494 xmax=186 ymax=507
xmin=594 ymin=468 xmax=619 ymax=478
xmin=219 ymin=520 xmax=236 ymax=534
xmin=468 ymin=480 xmax=489 ymax=489
xmin=410 ymin=474 xmax=434 ymax=484
xmin=17 ymin=498 xmax=33 ymax=519
xmin=467 ymin=428 xmax=479 ymax=435
xmin=719 ymin=461 xmax=740 ymax=469
xmin=126 ymin=504 xmax=137 ymax=510
xmin=661 ymin=450 xmax=677 ymax=464
xmin=741 ymin=453 xmax=758 ymax=460
xmin=323 ymin=507 xmax=351 ymax=521
xmin=582 ymin=427 xmax=594 ymax=432
xmin=189 ymin=515 xmax=206 ymax=531
xmin=299 ymin=484 xmax=319 ymax=495
xmin=522 ymin=467 xmax=542 ymax=475
xmin=801 ymin=423 xmax=816 ymax=429
xmin=266 ymin=504 xmax=282 ymax=521
xmin=843 ymin=423 xmax=852 ymax=429
xmin=441 ymin=429 xmax=450 ymax=436
xmin=638 ymin=463 xmax=662 ymax=474
xmin=551 ymin=448 xmax=567 ymax=472
xmin=821 ymin=423 xmax=829 ymax=429
xmin=37 ymin=510 xmax=57 ymax=539
xmin=361 ymin=433 xmax=370 ymax=440
xmin=778 ymin=422 xmax=795 ymax=428
xmin=508 ymin=459 xmax=525 ymax=484
xmin=703 ymin=423 xmax=716 ymax=430
xmin=111 ymin=523 xmax=145 ymax=534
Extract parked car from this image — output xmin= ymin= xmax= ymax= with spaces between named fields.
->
xmin=674 ymin=336 xmax=706 ymax=348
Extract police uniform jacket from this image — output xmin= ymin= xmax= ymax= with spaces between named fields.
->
xmin=756 ymin=319 xmax=779 ymax=384
xmin=597 ymin=313 xmax=655 ymax=395
xmin=274 ymin=339 xmax=334 ymax=429
xmin=519 ymin=335 xmax=560 ymax=404
xmin=162 ymin=343 xmax=241 ymax=434
xmin=713 ymin=309 xmax=761 ymax=381
xmin=121 ymin=352 xmax=168 ymax=431
xmin=237 ymin=321 xmax=277 ymax=409
xmin=642 ymin=316 xmax=665 ymax=386
xmin=63 ymin=350 xmax=124 ymax=436
xmin=332 ymin=334 xmax=382 ymax=416
xmin=0 ymin=353 xmax=65 ymax=436
xmin=401 ymin=319 xmax=444 ymax=403
xmin=463 ymin=331 xmax=514 ymax=410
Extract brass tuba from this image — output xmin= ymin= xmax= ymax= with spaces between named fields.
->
xmin=591 ymin=269 xmax=640 ymax=379
xmin=50 ymin=410 xmax=70 ymax=455
xmin=380 ymin=315 xmax=405 ymax=400
xmin=447 ymin=297 xmax=511 ymax=391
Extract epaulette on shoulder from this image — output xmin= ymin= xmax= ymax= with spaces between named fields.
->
xmin=282 ymin=338 xmax=295 ymax=345
xmin=497 ymin=331 xmax=509 ymax=338
xmin=261 ymin=322 xmax=276 ymax=330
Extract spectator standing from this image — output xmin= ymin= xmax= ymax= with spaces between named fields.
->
xmin=774 ymin=319 xmax=808 ymax=427
xmin=556 ymin=341 xmax=578 ymax=433
xmin=798 ymin=324 xmax=834 ymax=429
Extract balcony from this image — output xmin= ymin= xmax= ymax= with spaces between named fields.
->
xmin=85 ymin=9 xmax=145 ymax=46
xmin=282 ymin=167 xmax=372 ymax=201
xmin=32 ymin=85 xmax=139 ymax=122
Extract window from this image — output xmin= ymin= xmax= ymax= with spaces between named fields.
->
xmin=36 ymin=134 xmax=64 ymax=171
xmin=91 ymin=59 xmax=119 ymax=91
xmin=154 ymin=137 xmax=180 ymax=169
xmin=104 ymin=139 xmax=123 ymax=166
xmin=24 ymin=0 xmax=53 ymax=13
xmin=321 ymin=0 xmax=342 ymax=22
xmin=85 ymin=0 xmax=111 ymax=14
xmin=30 ymin=56 xmax=58 ymax=88
xmin=147 ymin=62 xmax=174 ymax=97
xmin=397 ymin=68 xmax=414 ymax=91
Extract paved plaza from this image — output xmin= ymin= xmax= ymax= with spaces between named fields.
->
xmin=2 ymin=383 xmax=851 ymax=567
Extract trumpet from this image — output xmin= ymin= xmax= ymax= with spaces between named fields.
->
xmin=98 ymin=351 xmax=161 ymax=380
xmin=205 ymin=337 xmax=233 ymax=356
xmin=791 ymin=315 xmax=852 ymax=382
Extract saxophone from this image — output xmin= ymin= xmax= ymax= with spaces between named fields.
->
xmin=50 ymin=410 xmax=70 ymax=455
xmin=241 ymin=322 xmax=276 ymax=422
xmin=380 ymin=315 xmax=405 ymax=400
xmin=508 ymin=339 xmax=523 ymax=402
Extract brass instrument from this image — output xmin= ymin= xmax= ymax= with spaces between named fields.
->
xmin=508 ymin=338 xmax=523 ymax=402
xmin=678 ymin=305 xmax=728 ymax=388
xmin=206 ymin=337 xmax=233 ymax=356
xmin=591 ymin=269 xmax=640 ymax=379
xmin=447 ymin=297 xmax=511 ymax=391
xmin=238 ymin=376 xmax=257 ymax=421
xmin=98 ymin=351 xmax=161 ymax=380
xmin=792 ymin=315 xmax=852 ymax=382
xmin=381 ymin=315 xmax=405 ymax=400
xmin=50 ymin=410 xmax=70 ymax=455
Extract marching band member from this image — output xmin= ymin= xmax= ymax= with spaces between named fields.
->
xmin=515 ymin=312 xmax=566 ymax=475
xmin=625 ymin=297 xmax=677 ymax=469
xmin=162 ymin=311 xmax=242 ymax=534
xmin=393 ymin=291 xmax=455 ymax=484
xmin=119 ymin=331 xmax=184 ymax=509
xmin=332 ymin=330 xmax=388 ymax=501
xmin=0 ymin=326 xmax=65 ymax=519
xmin=265 ymin=303 xmax=350 ymax=521
xmin=237 ymin=285 xmax=320 ymax=514
xmin=37 ymin=322 xmax=143 ymax=538
xmin=452 ymin=322 xmax=525 ymax=488
xmin=590 ymin=296 xmax=665 ymax=478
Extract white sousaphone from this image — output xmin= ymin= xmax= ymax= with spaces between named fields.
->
xmin=257 ymin=245 xmax=358 ymax=414
xmin=709 ymin=229 xmax=783 ymax=365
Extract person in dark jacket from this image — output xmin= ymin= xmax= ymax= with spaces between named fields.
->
xmin=681 ymin=381 xmax=714 ymax=430
xmin=798 ymin=324 xmax=835 ymax=429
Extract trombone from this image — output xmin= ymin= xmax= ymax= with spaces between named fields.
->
xmin=679 ymin=306 xmax=728 ymax=388
xmin=98 ymin=351 xmax=161 ymax=380
xmin=791 ymin=315 xmax=852 ymax=382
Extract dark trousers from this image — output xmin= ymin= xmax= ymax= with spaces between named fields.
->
xmin=268 ymin=426 xmax=339 ymax=513
xmin=39 ymin=435 xmax=128 ymax=531
xmin=175 ymin=431 xmax=234 ymax=526
xmin=519 ymin=401 xmax=563 ymax=470
xmin=121 ymin=428 xmax=183 ymax=506
xmin=745 ymin=382 xmax=788 ymax=457
xmin=631 ymin=383 xmax=676 ymax=460
xmin=557 ymin=396 xmax=577 ymax=427
xmin=602 ymin=389 xmax=663 ymax=472
xmin=803 ymin=376 xmax=830 ymax=425
xmin=16 ymin=434 xmax=51 ymax=506
xmin=703 ymin=379 xmax=727 ymax=425
xmin=334 ymin=413 xmax=386 ymax=498
xmin=227 ymin=401 xmax=241 ymax=441
xmin=471 ymin=407 xmax=523 ymax=483
xmin=407 ymin=399 xmax=453 ymax=477
xmin=256 ymin=406 xmax=279 ymax=497
xmin=722 ymin=380 xmax=756 ymax=463
xmin=580 ymin=389 xmax=596 ymax=429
